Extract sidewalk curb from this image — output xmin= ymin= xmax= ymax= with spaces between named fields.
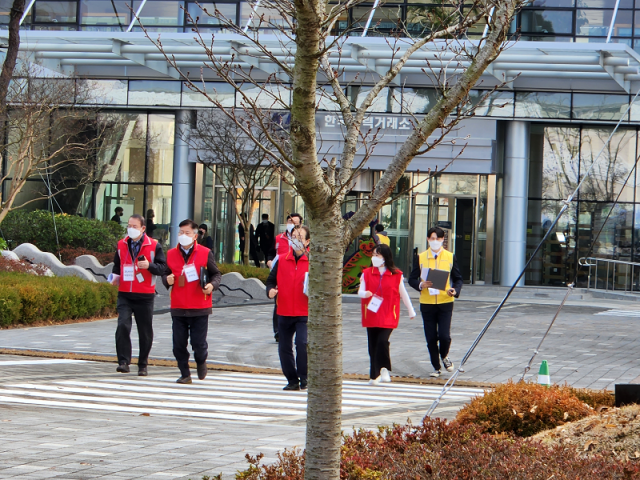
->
xmin=0 ymin=348 xmax=497 ymax=389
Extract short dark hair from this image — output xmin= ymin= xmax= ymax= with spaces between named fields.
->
xmin=199 ymin=223 xmax=208 ymax=232
xmin=375 ymin=224 xmax=385 ymax=233
xmin=179 ymin=219 xmax=199 ymax=230
xmin=115 ymin=207 xmax=123 ymax=213
xmin=262 ymin=213 xmax=269 ymax=220
xmin=427 ymin=226 xmax=445 ymax=239
xmin=129 ymin=214 xmax=146 ymax=227
xmin=290 ymin=213 xmax=303 ymax=224
xmin=294 ymin=225 xmax=310 ymax=240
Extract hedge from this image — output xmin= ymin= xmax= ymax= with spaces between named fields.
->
xmin=1 ymin=209 xmax=124 ymax=254
xmin=0 ymin=272 xmax=117 ymax=327
xmin=218 ymin=263 xmax=269 ymax=283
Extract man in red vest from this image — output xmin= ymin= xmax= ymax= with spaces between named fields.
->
xmin=266 ymin=213 xmax=303 ymax=343
xmin=163 ymin=219 xmax=221 ymax=384
xmin=266 ymin=225 xmax=310 ymax=391
xmin=110 ymin=214 xmax=167 ymax=376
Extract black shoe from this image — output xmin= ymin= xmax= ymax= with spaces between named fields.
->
xmin=197 ymin=363 xmax=207 ymax=380
xmin=176 ymin=376 xmax=192 ymax=384
xmin=138 ymin=367 xmax=148 ymax=377
xmin=300 ymin=379 xmax=308 ymax=390
xmin=116 ymin=363 xmax=130 ymax=373
xmin=274 ymin=333 xmax=279 ymax=343
xmin=283 ymin=383 xmax=300 ymax=391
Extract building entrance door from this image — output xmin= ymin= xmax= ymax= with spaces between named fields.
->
xmin=413 ymin=195 xmax=476 ymax=283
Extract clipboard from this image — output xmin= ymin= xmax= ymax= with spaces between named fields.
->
xmin=421 ymin=268 xmax=450 ymax=291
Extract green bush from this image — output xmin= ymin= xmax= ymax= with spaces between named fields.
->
xmin=0 ymin=272 xmax=117 ymax=326
xmin=1 ymin=210 xmax=124 ymax=254
xmin=218 ymin=263 xmax=269 ymax=283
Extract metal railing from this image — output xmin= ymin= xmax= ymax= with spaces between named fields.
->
xmin=579 ymin=257 xmax=640 ymax=293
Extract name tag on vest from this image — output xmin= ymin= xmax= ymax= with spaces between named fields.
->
xmin=183 ymin=264 xmax=198 ymax=283
xmin=367 ymin=295 xmax=384 ymax=313
xmin=123 ymin=266 xmax=134 ymax=282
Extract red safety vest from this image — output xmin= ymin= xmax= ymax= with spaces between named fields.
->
xmin=360 ymin=267 xmax=403 ymax=329
xmin=166 ymin=244 xmax=212 ymax=310
xmin=116 ymin=235 xmax=158 ymax=295
xmin=275 ymin=232 xmax=291 ymax=257
xmin=276 ymin=249 xmax=309 ymax=317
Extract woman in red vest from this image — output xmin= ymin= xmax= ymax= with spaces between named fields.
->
xmin=162 ymin=219 xmax=221 ymax=384
xmin=359 ymin=244 xmax=416 ymax=385
xmin=265 ymin=225 xmax=310 ymax=391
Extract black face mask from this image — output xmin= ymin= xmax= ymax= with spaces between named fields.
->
xmin=198 ymin=231 xmax=205 ymax=237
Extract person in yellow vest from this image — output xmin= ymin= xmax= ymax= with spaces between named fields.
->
xmin=374 ymin=224 xmax=391 ymax=246
xmin=409 ymin=226 xmax=463 ymax=378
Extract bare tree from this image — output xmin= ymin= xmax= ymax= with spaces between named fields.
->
xmin=192 ymin=111 xmax=282 ymax=265
xmin=0 ymin=71 xmax=104 ymax=224
xmin=0 ymin=0 xmax=26 ymax=122
xmin=144 ymin=0 xmax=525 ymax=476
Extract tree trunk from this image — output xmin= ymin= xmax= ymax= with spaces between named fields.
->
xmin=242 ymin=218 xmax=252 ymax=266
xmin=304 ymin=207 xmax=344 ymax=479
xmin=0 ymin=0 xmax=25 ymax=120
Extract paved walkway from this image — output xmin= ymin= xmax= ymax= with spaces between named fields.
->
xmin=1 ymin=300 xmax=639 ymax=389
xmin=0 ymin=355 xmax=474 ymax=480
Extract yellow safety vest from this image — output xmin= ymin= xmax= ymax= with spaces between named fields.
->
xmin=418 ymin=248 xmax=454 ymax=305
xmin=377 ymin=234 xmax=390 ymax=246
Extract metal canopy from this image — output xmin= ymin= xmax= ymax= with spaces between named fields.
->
xmin=2 ymin=31 xmax=640 ymax=94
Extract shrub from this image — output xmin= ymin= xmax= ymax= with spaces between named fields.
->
xmin=235 ymin=418 xmax=640 ymax=479
xmin=455 ymin=381 xmax=595 ymax=437
xmin=218 ymin=263 xmax=269 ymax=283
xmin=0 ymin=238 xmax=7 ymax=250
xmin=0 ymin=255 xmax=50 ymax=275
xmin=563 ymin=385 xmax=615 ymax=409
xmin=59 ymin=246 xmax=115 ymax=266
xmin=1 ymin=210 xmax=124 ymax=254
xmin=0 ymin=272 xmax=117 ymax=326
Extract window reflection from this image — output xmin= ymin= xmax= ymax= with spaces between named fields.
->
xmin=402 ymin=88 xmax=439 ymax=114
xmin=521 ymin=10 xmax=573 ymax=34
xmin=576 ymin=9 xmax=633 ymax=36
xmin=129 ymin=80 xmax=182 ymax=106
xmin=80 ymin=0 xmax=130 ymax=28
xmin=515 ymin=92 xmax=571 ymax=119
xmin=572 ymin=93 xmax=628 ymax=121
xmin=187 ymin=2 xmax=238 ymax=25
xmin=34 ymin=1 xmax=77 ymax=23
xmin=147 ymin=114 xmax=175 ymax=185
xmin=138 ymin=0 xmax=184 ymax=26
xmin=182 ymin=82 xmax=235 ymax=107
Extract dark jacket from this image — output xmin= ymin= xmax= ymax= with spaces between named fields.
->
xmin=408 ymin=251 xmax=463 ymax=298
xmin=255 ymin=221 xmax=275 ymax=253
xmin=112 ymin=234 xmax=167 ymax=299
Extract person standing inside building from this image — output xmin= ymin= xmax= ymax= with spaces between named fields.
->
xmin=409 ymin=226 xmax=463 ymax=378
xmin=110 ymin=214 xmax=166 ymax=376
xmin=267 ymin=213 xmax=303 ymax=342
xmin=163 ymin=219 xmax=221 ymax=384
xmin=146 ymin=209 xmax=156 ymax=239
xmin=238 ymin=219 xmax=260 ymax=268
xmin=198 ymin=223 xmax=214 ymax=251
xmin=111 ymin=206 xmax=124 ymax=224
xmin=255 ymin=213 xmax=275 ymax=263
xmin=359 ymin=244 xmax=416 ymax=385
xmin=373 ymin=224 xmax=391 ymax=246
xmin=266 ymin=225 xmax=310 ymax=391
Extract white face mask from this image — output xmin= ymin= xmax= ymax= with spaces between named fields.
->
xmin=429 ymin=239 xmax=443 ymax=251
xmin=286 ymin=223 xmax=295 ymax=233
xmin=291 ymin=238 xmax=305 ymax=252
xmin=178 ymin=234 xmax=194 ymax=247
xmin=127 ymin=227 xmax=142 ymax=240
xmin=371 ymin=256 xmax=385 ymax=268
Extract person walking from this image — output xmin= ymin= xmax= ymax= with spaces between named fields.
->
xmin=408 ymin=226 xmax=463 ymax=378
xmin=111 ymin=206 xmax=124 ymax=224
xmin=255 ymin=213 xmax=275 ymax=262
xmin=359 ymin=244 xmax=416 ymax=385
xmin=162 ymin=219 xmax=221 ymax=384
xmin=373 ymin=223 xmax=391 ymax=246
xmin=238 ymin=220 xmax=260 ymax=267
xmin=267 ymin=213 xmax=303 ymax=342
xmin=110 ymin=214 xmax=166 ymax=376
xmin=198 ymin=223 xmax=214 ymax=251
xmin=266 ymin=225 xmax=310 ymax=391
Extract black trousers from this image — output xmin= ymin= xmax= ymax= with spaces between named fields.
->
xmin=366 ymin=327 xmax=393 ymax=380
xmin=115 ymin=294 xmax=154 ymax=368
xmin=272 ymin=300 xmax=278 ymax=335
xmin=172 ymin=315 xmax=209 ymax=378
xmin=420 ymin=302 xmax=454 ymax=371
xmin=278 ymin=315 xmax=308 ymax=384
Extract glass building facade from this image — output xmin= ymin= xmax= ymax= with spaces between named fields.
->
xmin=1 ymin=1 xmax=640 ymax=289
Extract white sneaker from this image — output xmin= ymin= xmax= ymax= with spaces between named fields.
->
xmin=442 ymin=357 xmax=454 ymax=372
xmin=380 ymin=368 xmax=391 ymax=383
xmin=368 ymin=376 xmax=381 ymax=385
xmin=430 ymin=370 xmax=441 ymax=378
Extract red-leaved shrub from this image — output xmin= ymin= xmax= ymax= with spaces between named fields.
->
xmin=456 ymin=381 xmax=595 ymax=437
xmin=0 ymin=255 xmax=49 ymax=275
xmin=235 ymin=418 xmax=640 ymax=479
xmin=59 ymin=246 xmax=114 ymax=266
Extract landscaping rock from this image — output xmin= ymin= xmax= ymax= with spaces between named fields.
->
xmin=219 ymin=272 xmax=267 ymax=300
xmin=75 ymin=255 xmax=113 ymax=283
xmin=13 ymin=243 xmax=95 ymax=282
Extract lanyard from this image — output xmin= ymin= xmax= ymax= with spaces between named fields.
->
xmin=179 ymin=243 xmax=197 ymax=267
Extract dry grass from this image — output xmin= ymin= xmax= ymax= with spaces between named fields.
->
xmin=533 ymin=404 xmax=640 ymax=461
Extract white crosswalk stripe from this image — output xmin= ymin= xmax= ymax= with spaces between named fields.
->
xmin=595 ymin=309 xmax=640 ymax=317
xmin=0 ymin=371 xmax=482 ymax=422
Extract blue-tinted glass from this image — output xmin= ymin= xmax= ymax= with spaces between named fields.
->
xmin=576 ymin=9 xmax=631 ymax=36
xmin=138 ymin=0 xmax=184 ymax=26
xmin=573 ymin=93 xmax=628 ymax=121
xmin=187 ymin=3 xmax=237 ymax=25
xmin=34 ymin=1 xmax=77 ymax=23
xmin=530 ymin=0 xmax=575 ymax=6
xmin=515 ymin=92 xmax=571 ymax=119
xmin=521 ymin=10 xmax=573 ymax=34
xmin=577 ymin=0 xmax=632 ymax=7
xmin=81 ymin=1 xmax=131 ymax=27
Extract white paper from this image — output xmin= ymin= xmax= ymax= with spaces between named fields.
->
xmin=428 ymin=288 xmax=440 ymax=296
xmin=367 ymin=295 xmax=384 ymax=313
xmin=136 ymin=272 xmax=145 ymax=283
xmin=303 ymin=272 xmax=309 ymax=296
xmin=123 ymin=266 xmax=134 ymax=282
xmin=183 ymin=264 xmax=199 ymax=283
xmin=421 ymin=267 xmax=429 ymax=281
